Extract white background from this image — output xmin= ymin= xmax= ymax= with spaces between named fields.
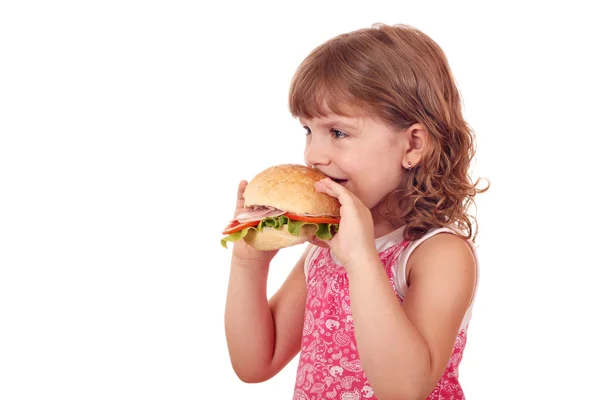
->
xmin=1 ymin=1 xmax=599 ymax=399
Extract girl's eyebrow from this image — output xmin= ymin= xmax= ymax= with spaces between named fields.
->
xmin=332 ymin=121 xmax=359 ymax=131
xmin=300 ymin=118 xmax=359 ymax=131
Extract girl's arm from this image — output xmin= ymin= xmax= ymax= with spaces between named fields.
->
xmin=224 ymin=245 xmax=310 ymax=383
xmin=348 ymin=233 xmax=476 ymax=400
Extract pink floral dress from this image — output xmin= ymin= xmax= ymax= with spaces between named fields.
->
xmin=293 ymin=241 xmax=468 ymax=400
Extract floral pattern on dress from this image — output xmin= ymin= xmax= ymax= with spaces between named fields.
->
xmin=294 ymin=241 xmax=468 ymax=400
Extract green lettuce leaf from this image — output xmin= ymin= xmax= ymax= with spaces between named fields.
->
xmin=220 ymin=215 xmax=339 ymax=248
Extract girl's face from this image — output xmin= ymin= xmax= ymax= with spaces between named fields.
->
xmin=301 ymin=112 xmax=407 ymax=215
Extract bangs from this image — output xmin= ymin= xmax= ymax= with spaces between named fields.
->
xmin=288 ymin=43 xmax=365 ymax=119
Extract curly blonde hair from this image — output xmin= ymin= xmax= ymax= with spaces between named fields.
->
xmin=288 ymin=23 xmax=489 ymax=242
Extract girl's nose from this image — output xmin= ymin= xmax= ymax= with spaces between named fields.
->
xmin=304 ymin=139 xmax=330 ymax=167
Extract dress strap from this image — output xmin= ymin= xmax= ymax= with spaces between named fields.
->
xmin=379 ymin=239 xmax=410 ymax=280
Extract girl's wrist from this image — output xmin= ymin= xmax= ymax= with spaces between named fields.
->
xmin=231 ymin=253 xmax=271 ymax=271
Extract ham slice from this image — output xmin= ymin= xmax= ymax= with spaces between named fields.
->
xmin=235 ymin=206 xmax=286 ymax=223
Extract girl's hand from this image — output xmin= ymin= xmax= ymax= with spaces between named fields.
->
xmin=230 ymin=180 xmax=278 ymax=266
xmin=314 ymin=178 xmax=378 ymax=269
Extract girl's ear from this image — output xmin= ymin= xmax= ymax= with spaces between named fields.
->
xmin=402 ymin=123 xmax=429 ymax=169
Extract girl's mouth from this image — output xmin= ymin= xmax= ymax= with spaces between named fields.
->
xmin=331 ymin=178 xmax=348 ymax=185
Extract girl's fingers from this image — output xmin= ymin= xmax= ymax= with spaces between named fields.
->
xmin=315 ymin=178 xmax=353 ymax=204
xmin=235 ymin=180 xmax=248 ymax=216
xmin=237 ymin=180 xmax=248 ymax=199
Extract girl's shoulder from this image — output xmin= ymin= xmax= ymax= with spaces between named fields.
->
xmin=393 ymin=226 xmax=480 ymax=330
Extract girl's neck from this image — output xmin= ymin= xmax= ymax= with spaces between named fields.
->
xmin=372 ymin=211 xmax=404 ymax=239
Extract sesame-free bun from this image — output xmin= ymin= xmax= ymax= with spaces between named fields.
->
xmin=243 ymin=225 xmax=318 ymax=251
xmin=242 ymin=164 xmax=341 ymax=250
xmin=244 ymin=164 xmax=341 ymax=216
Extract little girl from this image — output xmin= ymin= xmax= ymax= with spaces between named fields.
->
xmin=224 ymin=23 xmax=488 ymax=400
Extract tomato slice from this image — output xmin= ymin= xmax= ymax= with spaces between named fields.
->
xmin=284 ymin=213 xmax=340 ymax=224
xmin=222 ymin=214 xmax=340 ymax=236
xmin=222 ymin=220 xmax=259 ymax=235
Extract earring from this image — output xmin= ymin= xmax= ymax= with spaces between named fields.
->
xmin=407 ymin=161 xmax=412 ymax=171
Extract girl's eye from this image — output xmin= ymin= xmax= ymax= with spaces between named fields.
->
xmin=303 ymin=126 xmax=312 ymax=135
xmin=331 ymin=129 xmax=348 ymax=139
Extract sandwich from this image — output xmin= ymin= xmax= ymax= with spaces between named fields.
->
xmin=221 ymin=164 xmax=341 ymax=251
